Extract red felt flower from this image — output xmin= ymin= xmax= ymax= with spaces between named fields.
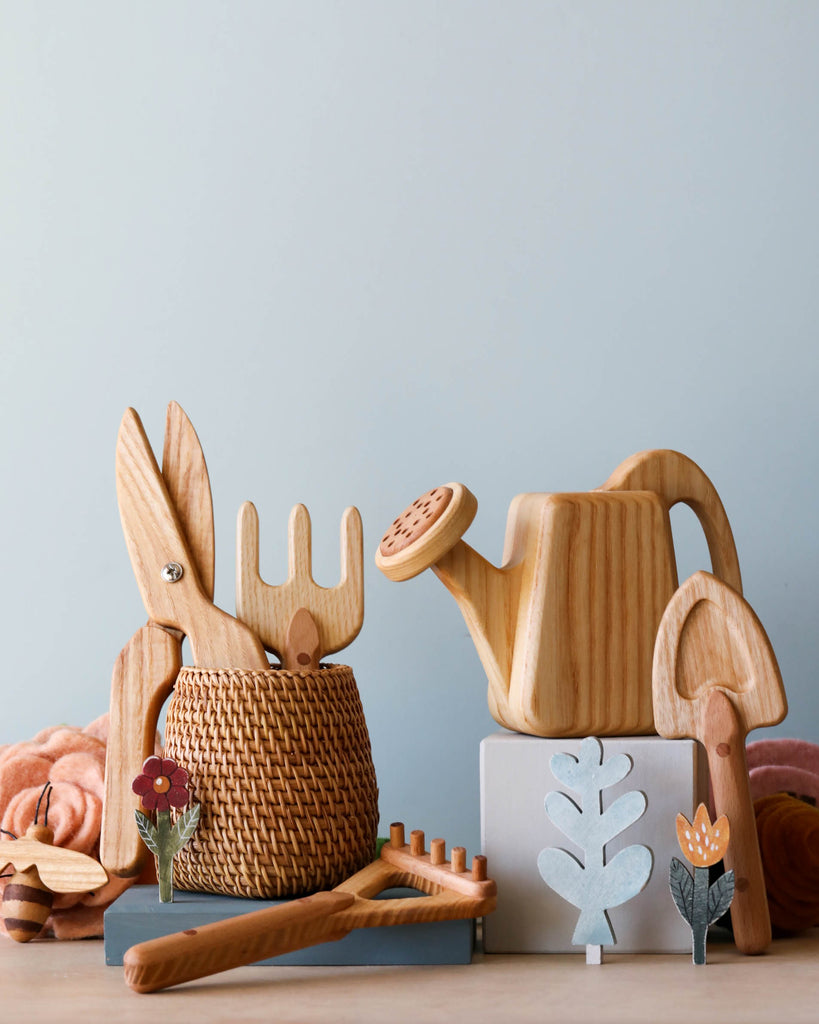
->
xmin=132 ymin=756 xmax=189 ymax=812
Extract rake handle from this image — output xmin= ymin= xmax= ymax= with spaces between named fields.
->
xmin=123 ymin=890 xmax=355 ymax=993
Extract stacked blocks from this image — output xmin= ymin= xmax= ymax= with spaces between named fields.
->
xmin=481 ymin=732 xmax=708 ymax=953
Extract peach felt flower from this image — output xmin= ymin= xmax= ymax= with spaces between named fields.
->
xmin=676 ymin=803 xmax=730 ymax=868
xmin=0 ymin=714 xmax=158 ymax=939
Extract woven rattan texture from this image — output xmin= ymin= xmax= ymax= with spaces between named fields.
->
xmin=164 ymin=665 xmax=379 ymax=899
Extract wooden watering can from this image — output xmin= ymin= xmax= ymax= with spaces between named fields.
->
xmin=376 ymin=450 xmax=742 ymax=738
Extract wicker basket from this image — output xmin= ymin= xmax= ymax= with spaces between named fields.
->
xmin=163 ymin=664 xmax=379 ymax=899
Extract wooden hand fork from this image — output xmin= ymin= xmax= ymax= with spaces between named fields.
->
xmin=236 ymin=501 xmax=364 ymax=670
xmin=123 ymin=823 xmax=497 ymax=993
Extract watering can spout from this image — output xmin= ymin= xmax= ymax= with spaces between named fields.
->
xmin=432 ymin=541 xmax=522 ymax=710
xmin=375 ymin=483 xmax=523 ymax=711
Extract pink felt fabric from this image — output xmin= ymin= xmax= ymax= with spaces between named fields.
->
xmin=747 ymin=738 xmax=819 ymax=775
xmin=0 ymin=714 xmax=149 ymax=940
xmin=747 ymin=738 xmax=819 ymax=806
xmin=749 ymin=765 xmax=819 ymax=806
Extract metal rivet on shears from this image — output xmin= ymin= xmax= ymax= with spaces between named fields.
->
xmin=160 ymin=562 xmax=184 ymax=583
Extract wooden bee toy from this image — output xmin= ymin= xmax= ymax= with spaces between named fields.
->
xmin=0 ymin=784 xmax=108 ymax=942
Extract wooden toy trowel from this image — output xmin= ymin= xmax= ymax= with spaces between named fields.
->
xmin=652 ymin=570 xmax=787 ymax=955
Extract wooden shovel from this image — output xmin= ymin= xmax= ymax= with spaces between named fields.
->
xmin=653 ymin=570 xmax=787 ymax=954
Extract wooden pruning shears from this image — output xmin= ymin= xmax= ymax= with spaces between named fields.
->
xmin=101 ymin=403 xmax=268 ymax=879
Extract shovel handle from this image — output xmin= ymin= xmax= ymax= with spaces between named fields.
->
xmin=701 ymin=689 xmax=771 ymax=954
xmin=123 ymin=890 xmax=355 ymax=993
xmin=101 ymin=624 xmax=182 ymax=878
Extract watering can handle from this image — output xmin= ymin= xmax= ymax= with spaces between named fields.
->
xmin=601 ymin=449 xmax=742 ymax=594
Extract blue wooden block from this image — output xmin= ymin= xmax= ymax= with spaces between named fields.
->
xmin=104 ymin=886 xmax=475 ymax=966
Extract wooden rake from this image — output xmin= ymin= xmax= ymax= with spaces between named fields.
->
xmin=236 ymin=501 xmax=364 ymax=670
xmin=123 ymin=823 xmax=497 ymax=993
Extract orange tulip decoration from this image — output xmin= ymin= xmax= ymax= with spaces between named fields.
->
xmin=669 ymin=804 xmax=735 ymax=965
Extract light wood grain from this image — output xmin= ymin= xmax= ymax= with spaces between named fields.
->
xmin=375 ymin=451 xmax=741 ymax=737
xmin=161 ymin=400 xmax=215 ymax=599
xmin=700 ymin=690 xmax=770 ymax=954
xmin=433 ymin=539 xmax=522 ymax=729
xmin=123 ymin=827 xmax=497 ymax=993
xmin=101 ymin=624 xmax=182 ymax=878
xmin=652 ymin=570 xmax=788 ymax=955
xmin=496 ymin=489 xmax=677 ymax=736
xmin=599 ymin=449 xmax=742 ymax=593
xmin=236 ymin=501 xmax=364 ymax=663
xmin=0 ymin=825 xmax=108 ymax=893
xmin=116 ymin=408 xmax=268 ymax=670
xmin=652 ymin=571 xmax=787 ymax=738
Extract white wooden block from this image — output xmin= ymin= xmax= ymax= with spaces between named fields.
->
xmin=586 ymin=944 xmax=602 ymax=965
xmin=480 ymin=732 xmax=708 ymax=954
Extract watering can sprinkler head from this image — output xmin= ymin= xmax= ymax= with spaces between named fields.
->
xmin=376 ymin=483 xmax=478 ymax=581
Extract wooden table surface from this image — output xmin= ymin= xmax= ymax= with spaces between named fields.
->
xmin=3 ymin=931 xmax=818 ymax=1023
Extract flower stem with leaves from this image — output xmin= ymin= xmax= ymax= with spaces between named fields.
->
xmin=537 ymin=737 xmax=653 ymax=963
xmin=669 ymin=803 xmax=735 ymax=965
xmin=132 ymin=756 xmax=200 ymax=904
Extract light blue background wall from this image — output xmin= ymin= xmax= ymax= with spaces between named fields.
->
xmin=2 ymin=3 xmax=817 ymax=855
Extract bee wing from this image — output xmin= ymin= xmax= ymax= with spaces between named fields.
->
xmin=8 ymin=838 xmax=109 ymax=894
xmin=0 ymin=837 xmax=28 ymax=876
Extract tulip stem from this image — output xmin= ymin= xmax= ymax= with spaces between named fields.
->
xmin=692 ymin=865 xmax=709 ymax=965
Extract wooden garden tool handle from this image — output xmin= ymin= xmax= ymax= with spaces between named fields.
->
xmin=101 ymin=624 xmax=182 ymax=878
xmin=601 ymin=449 xmax=742 ymax=593
xmin=700 ymin=689 xmax=771 ymax=954
xmin=123 ymin=890 xmax=355 ymax=993
xmin=283 ymin=606 xmax=321 ymax=670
